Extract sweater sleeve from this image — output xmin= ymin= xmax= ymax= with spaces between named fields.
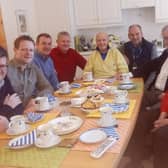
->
xmin=75 ymin=50 xmax=87 ymax=70
xmin=0 ymin=104 xmax=23 ymax=120
xmin=161 ymin=91 xmax=168 ymax=112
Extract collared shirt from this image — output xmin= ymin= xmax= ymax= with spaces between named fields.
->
xmin=7 ymin=59 xmax=53 ymax=106
xmin=96 ymin=46 xmax=110 ymax=60
xmin=33 ymin=51 xmax=59 ymax=90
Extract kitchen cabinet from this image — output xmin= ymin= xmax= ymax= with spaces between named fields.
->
xmin=121 ymin=0 xmax=155 ymax=9
xmin=155 ymin=0 xmax=168 ymax=23
xmin=73 ymin=0 xmax=122 ymax=28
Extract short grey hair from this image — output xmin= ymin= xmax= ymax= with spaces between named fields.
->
xmin=57 ymin=31 xmax=70 ymax=40
xmin=162 ymin=25 xmax=168 ymax=33
xmin=128 ymin=24 xmax=142 ymax=32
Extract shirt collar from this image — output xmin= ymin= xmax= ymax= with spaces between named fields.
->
xmin=12 ymin=58 xmax=32 ymax=70
xmin=35 ymin=50 xmax=49 ymax=61
xmin=96 ymin=46 xmax=110 ymax=54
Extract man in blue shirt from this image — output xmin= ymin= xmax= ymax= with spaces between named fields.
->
xmin=33 ymin=33 xmax=59 ymax=90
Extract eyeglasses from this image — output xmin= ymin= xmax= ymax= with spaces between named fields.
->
xmin=0 ymin=64 xmax=8 ymax=69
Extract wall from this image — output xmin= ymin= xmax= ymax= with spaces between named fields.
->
xmin=0 ymin=0 xmax=38 ymax=57
xmin=34 ymin=0 xmax=74 ymax=47
xmin=78 ymin=8 xmax=167 ymax=43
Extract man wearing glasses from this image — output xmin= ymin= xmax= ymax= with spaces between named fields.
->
xmin=0 ymin=47 xmax=23 ymax=132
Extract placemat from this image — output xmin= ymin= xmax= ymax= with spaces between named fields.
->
xmin=54 ymin=88 xmax=81 ymax=98
xmin=71 ymin=119 xmax=130 ymax=153
xmin=0 ymin=147 xmax=69 ymax=168
xmin=127 ymin=82 xmax=143 ymax=93
xmin=0 ymin=112 xmax=59 ymax=140
xmin=86 ymin=99 xmax=136 ymax=119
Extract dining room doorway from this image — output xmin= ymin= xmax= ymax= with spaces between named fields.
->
xmin=0 ymin=7 xmax=7 ymax=49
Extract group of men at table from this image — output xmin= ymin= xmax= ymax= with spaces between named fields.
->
xmin=0 ymin=23 xmax=168 ymax=167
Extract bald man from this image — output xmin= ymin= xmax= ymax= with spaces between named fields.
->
xmin=124 ymin=24 xmax=157 ymax=78
xmin=84 ymin=32 xmax=128 ymax=79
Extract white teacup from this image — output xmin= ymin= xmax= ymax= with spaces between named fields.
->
xmin=36 ymin=124 xmax=56 ymax=144
xmin=35 ymin=97 xmax=50 ymax=111
xmin=114 ymin=90 xmax=128 ymax=104
xmin=71 ymin=97 xmax=86 ymax=107
xmin=98 ymin=106 xmax=117 ymax=127
xmin=83 ymin=72 xmax=93 ymax=81
xmin=8 ymin=118 xmax=26 ymax=132
xmin=120 ymin=72 xmax=133 ymax=84
xmin=59 ymin=81 xmax=70 ymax=93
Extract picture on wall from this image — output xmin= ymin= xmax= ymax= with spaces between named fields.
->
xmin=15 ymin=10 xmax=28 ymax=35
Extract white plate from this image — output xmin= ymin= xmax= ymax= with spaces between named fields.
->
xmin=35 ymin=136 xmax=61 ymax=148
xmin=81 ymin=108 xmax=98 ymax=113
xmin=79 ymin=129 xmax=107 ymax=144
xmin=48 ymin=116 xmax=83 ymax=135
xmin=6 ymin=125 xmax=31 ymax=136
xmin=8 ymin=130 xmax=37 ymax=149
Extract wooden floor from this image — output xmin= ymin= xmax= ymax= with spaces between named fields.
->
xmin=118 ymin=156 xmax=154 ymax=168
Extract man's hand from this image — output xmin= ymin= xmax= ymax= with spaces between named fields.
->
xmin=154 ymin=118 xmax=168 ymax=129
xmin=3 ymin=93 xmax=22 ymax=109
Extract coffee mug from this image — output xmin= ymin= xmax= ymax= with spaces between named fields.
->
xmin=35 ymin=97 xmax=50 ymax=111
xmin=59 ymin=81 xmax=70 ymax=93
xmin=83 ymin=72 xmax=93 ymax=81
xmin=114 ymin=90 xmax=128 ymax=104
xmin=8 ymin=118 xmax=26 ymax=132
xmin=120 ymin=72 xmax=133 ymax=83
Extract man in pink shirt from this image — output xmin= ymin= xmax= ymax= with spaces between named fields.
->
xmin=50 ymin=31 xmax=86 ymax=83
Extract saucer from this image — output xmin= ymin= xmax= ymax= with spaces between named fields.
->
xmin=118 ymin=83 xmax=136 ymax=90
xmin=79 ymin=129 xmax=107 ymax=144
xmin=6 ymin=124 xmax=30 ymax=136
xmin=113 ymin=99 xmax=129 ymax=104
xmin=57 ymin=90 xmax=72 ymax=95
xmin=35 ymin=136 xmax=61 ymax=148
xmin=36 ymin=105 xmax=52 ymax=112
xmin=81 ymin=108 xmax=98 ymax=114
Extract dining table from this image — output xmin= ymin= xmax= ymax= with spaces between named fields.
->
xmin=0 ymin=78 xmax=144 ymax=168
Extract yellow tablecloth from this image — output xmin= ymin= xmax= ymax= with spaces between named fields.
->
xmin=86 ymin=99 xmax=136 ymax=119
xmin=0 ymin=112 xmax=59 ymax=140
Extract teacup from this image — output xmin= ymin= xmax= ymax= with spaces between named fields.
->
xmin=114 ymin=90 xmax=128 ymax=104
xmin=71 ymin=97 xmax=86 ymax=107
xmin=8 ymin=117 xmax=27 ymax=132
xmin=106 ymin=86 xmax=117 ymax=94
xmin=10 ymin=115 xmax=25 ymax=121
xmin=36 ymin=124 xmax=56 ymax=144
xmin=120 ymin=72 xmax=133 ymax=84
xmin=83 ymin=72 xmax=93 ymax=81
xmin=98 ymin=106 xmax=117 ymax=127
xmin=35 ymin=97 xmax=50 ymax=111
xmin=59 ymin=81 xmax=70 ymax=93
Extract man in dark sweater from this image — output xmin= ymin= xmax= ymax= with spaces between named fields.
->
xmin=0 ymin=47 xmax=23 ymax=132
xmin=123 ymin=24 xmax=157 ymax=78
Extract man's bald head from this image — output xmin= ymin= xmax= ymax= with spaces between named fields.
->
xmin=96 ymin=32 xmax=109 ymax=53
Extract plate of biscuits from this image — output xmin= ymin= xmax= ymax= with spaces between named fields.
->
xmin=81 ymin=95 xmax=104 ymax=113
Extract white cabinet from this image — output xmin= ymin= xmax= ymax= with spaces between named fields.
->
xmin=155 ymin=0 xmax=168 ymax=23
xmin=121 ymin=0 xmax=155 ymax=9
xmin=74 ymin=0 xmax=122 ymax=28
